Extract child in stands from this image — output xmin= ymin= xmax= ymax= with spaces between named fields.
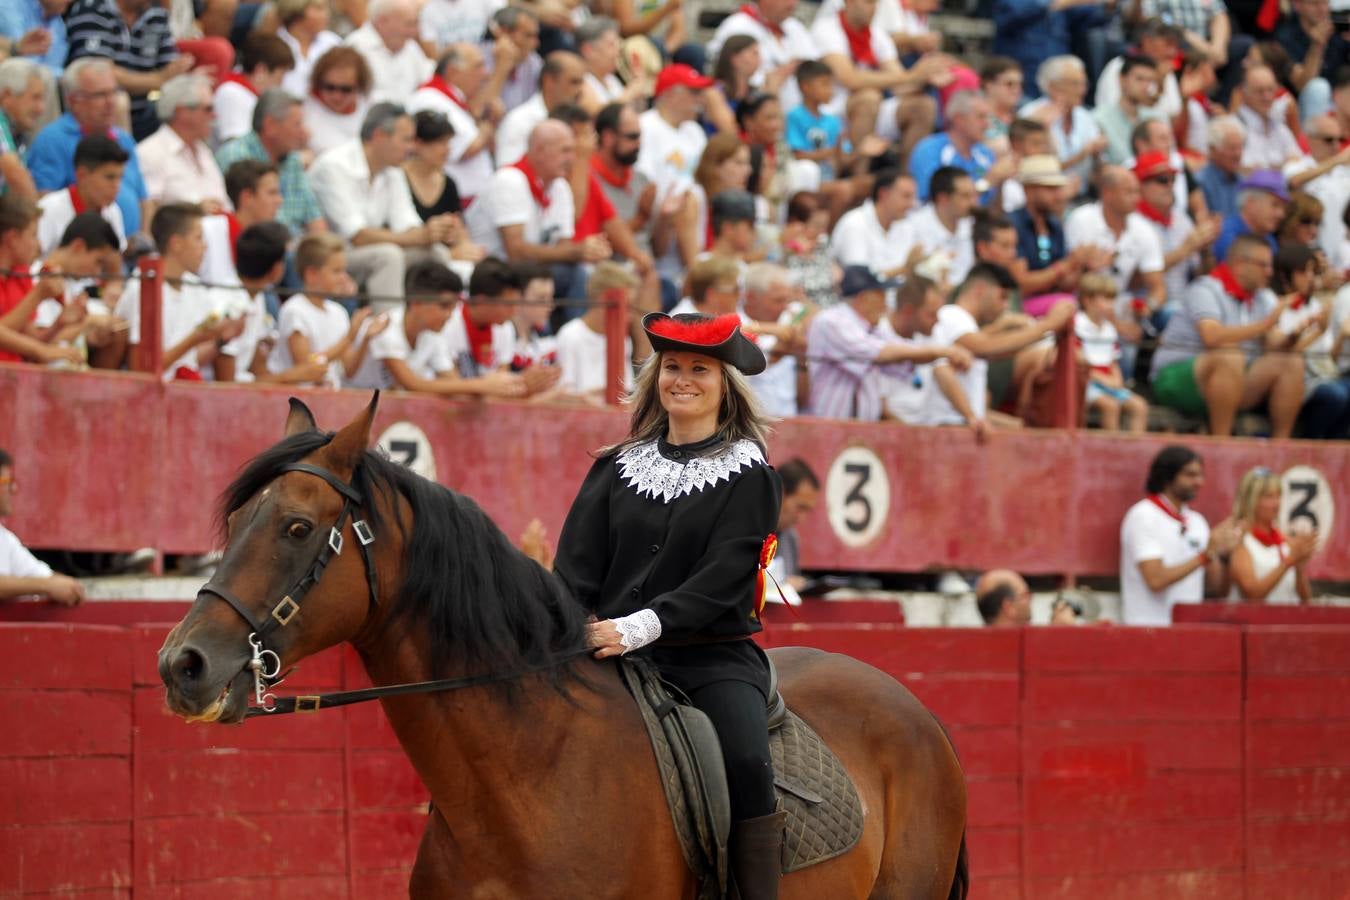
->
xmin=1077 ymin=273 xmax=1149 ymax=432
xmin=36 ymin=135 xmax=127 ymax=254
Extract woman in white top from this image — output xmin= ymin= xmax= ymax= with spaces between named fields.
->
xmin=277 ymin=0 xmax=344 ymax=99
xmin=1229 ymin=467 xmax=1317 ymax=605
xmin=303 ymin=46 xmax=373 ymax=157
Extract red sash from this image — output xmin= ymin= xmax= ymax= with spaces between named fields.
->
xmin=1135 ymin=199 xmax=1171 ymax=227
xmin=1249 ymin=525 xmax=1287 ymax=562
xmin=591 ymin=154 xmax=632 ymax=190
xmin=1147 ymin=494 xmax=1188 ymax=533
xmin=1210 ymin=263 xmax=1253 ymax=304
xmin=739 ymin=3 xmax=784 ymax=39
xmin=220 ymin=72 xmax=259 ymax=96
xmin=839 ymin=13 xmax=877 ymax=69
xmin=420 ymin=74 xmax=471 ymax=112
xmin=461 ymin=303 xmax=496 ymax=368
xmin=512 ymin=156 xmax=552 ymax=210
xmin=68 ymin=185 xmax=87 ymax=214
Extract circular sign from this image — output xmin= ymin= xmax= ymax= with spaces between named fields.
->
xmin=824 ymin=445 xmax=890 ymax=548
xmin=1279 ymin=464 xmax=1334 ymax=542
xmin=375 ymin=421 xmax=438 ymax=482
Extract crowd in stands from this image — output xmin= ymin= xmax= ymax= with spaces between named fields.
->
xmin=0 ymin=0 xmax=1349 ymax=438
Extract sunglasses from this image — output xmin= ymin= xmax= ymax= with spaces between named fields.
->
xmin=1147 ymin=174 xmax=1175 ymax=185
xmin=319 ymin=82 xmax=358 ymax=94
xmin=619 ymin=131 xmax=641 ymax=140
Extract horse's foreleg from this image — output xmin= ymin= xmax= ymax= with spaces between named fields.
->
xmin=409 ymin=808 xmax=456 ymax=900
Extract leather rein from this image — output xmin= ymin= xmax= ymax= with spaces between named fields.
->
xmin=196 ymin=461 xmax=586 ymax=719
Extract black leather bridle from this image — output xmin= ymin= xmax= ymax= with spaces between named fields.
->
xmin=197 ymin=461 xmax=380 ymax=713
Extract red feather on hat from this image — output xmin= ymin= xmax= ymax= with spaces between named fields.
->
xmin=647 ymin=314 xmax=742 ymax=346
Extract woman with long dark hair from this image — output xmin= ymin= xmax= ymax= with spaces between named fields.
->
xmin=554 ymin=313 xmax=785 ymax=900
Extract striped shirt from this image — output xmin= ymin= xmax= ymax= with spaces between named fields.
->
xmin=215 ymin=132 xmax=323 ymax=236
xmin=66 ymin=0 xmax=177 ymax=137
xmin=806 ymin=303 xmax=912 ymax=421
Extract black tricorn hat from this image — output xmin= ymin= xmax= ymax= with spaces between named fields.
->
xmin=642 ymin=312 xmax=766 ymax=376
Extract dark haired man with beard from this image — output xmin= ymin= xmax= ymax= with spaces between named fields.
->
xmin=1119 ymin=445 xmax=1242 ymax=625
xmin=592 ymin=102 xmax=656 ymax=260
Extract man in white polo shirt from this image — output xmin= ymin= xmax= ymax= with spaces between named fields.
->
xmin=830 ymin=168 xmax=917 ymax=280
xmin=1119 ymin=445 xmax=1242 ymax=625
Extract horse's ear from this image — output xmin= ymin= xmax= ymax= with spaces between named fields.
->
xmin=324 ymin=391 xmax=379 ymax=476
xmin=284 ymin=397 xmax=319 ymax=437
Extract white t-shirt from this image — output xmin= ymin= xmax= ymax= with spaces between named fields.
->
xmin=268 ymin=294 xmax=351 ymax=378
xmin=1075 ymin=311 xmax=1120 ymax=369
xmin=346 ymin=306 xmax=454 ymax=389
xmin=708 ymin=9 xmax=816 ymax=109
xmin=0 ymin=522 xmax=53 ymax=578
xmin=818 ymin=0 xmax=917 ymax=36
xmin=917 ymin=303 xmax=986 ymax=425
xmin=808 ymin=11 xmax=898 ymax=115
xmin=1119 ymin=497 xmax=1210 ymax=625
xmin=495 ymin=94 xmax=548 ymax=166
xmin=36 ymin=189 xmax=126 ymax=255
xmin=741 ymin=308 xmax=798 ymax=417
xmin=197 ymin=214 xmax=239 ymax=290
xmin=877 ymin=317 xmax=930 ymax=423
xmin=1065 ymin=202 xmax=1164 ymax=300
xmin=466 ymin=166 xmax=575 ymax=258
xmin=302 ymin=95 xmax=369 ymax=158
xmin=555 ymin=317 xmax=634 ymax=394
xmin=1095 ymin=55 xmax=1183 ymax=119
xmin=830 ymin=200 xmax=915 ymax=275
xmin=420 ymin=0 xmax=504 ymax=50
xmin=214 ymin=286 xmax=272 ymax=382
xmin=1284 ymin=155 xmax=1350 ymax=269
xmin=213 ymin=78 xmax=258 ymax=145
xmin=344 ymin=23 xmax=434 ymax=104
xmin=407 ymin=85 xmax=494 ymax=201
xmin=906 ymin=204 xmax=974 ymax=286
xmin=439 ymin=302 xmax=515 ymax=376
xmin=1229 ymin=532 xmax=1300 ymax=605
xmin=583 ymin=71 xmax=624 ymax=105
xmin=114 ymin=273 xmax=220 ymax=380
xmin=279 ymin=27 xmax=342 ymax=99
xmin=636 ymin=108 xmax=708 ymax=200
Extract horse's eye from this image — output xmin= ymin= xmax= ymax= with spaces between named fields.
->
xmin=287 ymin=521 xmax=312 ymax=540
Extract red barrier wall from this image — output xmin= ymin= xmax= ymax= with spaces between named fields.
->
xmin=4 ymin=365 xmax=1350 ymax=579
xmin=6 ymin=613 xmax=1350 ymax=899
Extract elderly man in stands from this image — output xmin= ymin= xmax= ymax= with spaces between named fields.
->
xmin=0 ymin=59 xmax=42 ymax=201
xmin=469 ymin=119 xmax=610 ymax=295
xmin=1151 ymin=234 xmax=1308 ymax=438
xmin=64 ymin=0 xmax=197 ymax=140
xmin=1214 ymin=170 xmax=1289 ymax=259
xmin=26 ymin=58 xmax=150 ymax=238
xmin=576 ymin=17 xmax=648 ymax=114
xmin=909 ymin=91 xmax=1014 ymax=205
xmin=0 ymin=449 xmax=84 ymax=607
xmin=742 ymin=262 xmax=800 ymax=417
xmin=708 ymin=0 xmax=815 ymax=102
xmin=830 ymin=168 xmax=918 ymax=281
xmin=808 ymin=265 xmax=973 ymax=421
xmin=809 ymin=0 xmax=946 ymax=165
xmin=976 ymin=569 xmax=1080 ymax=625
xmin=496 ymin=51 xmax=586 ymax=166
xmin=136 ymin=74 xmax=229 ymax=213
xmin=409 ymin=44 xmax=504 ymax=206
xmin=343 ymin=0 xmax=433 ymax=104
xmin=1237 ymin=65 xmax=1302 ymax=170
xmin=216 ymin=90 xmax=327 ymax=237
xmin=311 ymin=103 xmax=459 ymax=305
xmin=483 ymin=6 xmax=543 ymax=114
xmin=1285 ymin=113 xmax=1350 ymax=266
xmin=1195 ymin=115 xmax=1247 ymax=219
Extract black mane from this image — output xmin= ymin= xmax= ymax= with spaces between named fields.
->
xmin=219 ymin=431 xmax=591 ymax=684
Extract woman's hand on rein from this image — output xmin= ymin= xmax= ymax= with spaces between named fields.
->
xmin=586 ymin=619 xmax=626 ymax=659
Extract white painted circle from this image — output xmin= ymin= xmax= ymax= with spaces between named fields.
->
xmin=375 ymin=421 xmax=438 ymax=482
xmin=1279 ymin=465 xmax=1334 ymax=542
xmin=824 ymin=445 xmax=890 ymax=548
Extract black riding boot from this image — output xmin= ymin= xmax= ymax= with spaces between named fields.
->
xmin=729 ymin=809 xmax=787 ymax=900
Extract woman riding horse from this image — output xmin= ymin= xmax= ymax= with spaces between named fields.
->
xmin=554 ymin=311 xmax=785 ymax=900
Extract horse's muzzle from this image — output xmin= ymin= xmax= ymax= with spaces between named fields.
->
xmin=158 ymin=640 xmax=251 ymax=724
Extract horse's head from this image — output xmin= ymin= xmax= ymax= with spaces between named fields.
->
xmin=158 ymin=394 xmax=385 ymax=724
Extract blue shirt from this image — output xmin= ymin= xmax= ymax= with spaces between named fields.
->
xmin=1214 ymin=212 xmax=1278 ymax=261
xmin=25 ymin=113 xmax=148 ymax=235
xmin=1196 ymin=164 xmax=1241 ymax=220
xmin=0 ymin=0 xmax=68 ymax=78
xmin=909 ymin=132 xmax=997 ymax=203
xmin=785 ymin=105 xmax=843 ymax=181
xmin=1009 ymin=207 xmax=1066 ymax=270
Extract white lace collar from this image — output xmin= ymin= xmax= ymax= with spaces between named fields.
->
xmin=616 ymin=438 xmax=765 ymax=504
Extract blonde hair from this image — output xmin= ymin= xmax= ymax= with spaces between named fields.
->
xmin=1077 ymin=273 xmax=1117 ymax=299
xmin=695 ymin=133 xmax=749 ymax=198
xmin=586 ymin=261 xmax=638 ymax=300
xmin=685 ymin=255 xmax=741 ymax=307
xmin=1231 ymin=466 xmax=1282 ymax=524
xmin=599 ymin=352 xmax=773 ymax=456
xmin=296 ymin=232 xmax=345 ymax=280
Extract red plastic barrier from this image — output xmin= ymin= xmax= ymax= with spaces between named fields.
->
xmin=3 ymin=365 xmax=1350 ymax=579
xmin=6 ymin=615 xmax=1350 ymax=898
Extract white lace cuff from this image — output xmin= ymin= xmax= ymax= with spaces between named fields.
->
xmin=612 ymin=609 xmax=662 ymax=654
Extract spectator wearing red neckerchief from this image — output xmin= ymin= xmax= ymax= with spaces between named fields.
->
xmin=214 ymin=34 xmax=296 ymax=146
xmin=1228 ymin=466 xmax=1316 ymax=605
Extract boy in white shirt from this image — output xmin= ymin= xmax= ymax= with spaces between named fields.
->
xmin=556 ymin=261 xmax=637 ymax=401
xmin=267 ymin=232 xmax=388 ymax=385
xmin=509 ymin=262 xmax=559 ymax=371
xmin=213 ymin=34 xmax=296 ymax=146
xmin=116 ymin=204 xmax=245 ymax=381
xmin=1076 ymin=273 xmax=1148 ymax=433
xmin=36 ymin=135 xmax=127 ymax=255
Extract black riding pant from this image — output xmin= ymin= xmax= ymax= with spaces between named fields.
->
xmin=687 ymin=679 xmax=777 ymax=821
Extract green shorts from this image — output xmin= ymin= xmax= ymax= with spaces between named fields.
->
xmin=1152 ymin=358 xmax=1207 ymax=417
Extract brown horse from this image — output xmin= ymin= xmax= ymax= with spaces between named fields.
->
xmin=158 ymin=396 xmax=969 ymax=899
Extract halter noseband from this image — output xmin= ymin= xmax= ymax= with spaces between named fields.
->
xmin=196 ymin=461 xmax=380 ymax=711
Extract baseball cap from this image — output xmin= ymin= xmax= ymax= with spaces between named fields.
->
xmin=654 ymin=63 xmax=714 ymax=97
xmin=840 ymin=266 xmax=899 ymax=299
xmin=1239 ymin=169 xmax=1290 ymax=202
xmin=1133 ymin=150 xmax=1176 ymax=181
xmin=1018 ymin=155 xmax=1069 ymax=187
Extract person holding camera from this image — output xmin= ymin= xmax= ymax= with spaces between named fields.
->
xmin=975 ymin=569 xmax=1079 ymax=626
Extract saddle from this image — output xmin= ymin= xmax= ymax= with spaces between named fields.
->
xmin=618 ymin=656 xmax=864 ymax=900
